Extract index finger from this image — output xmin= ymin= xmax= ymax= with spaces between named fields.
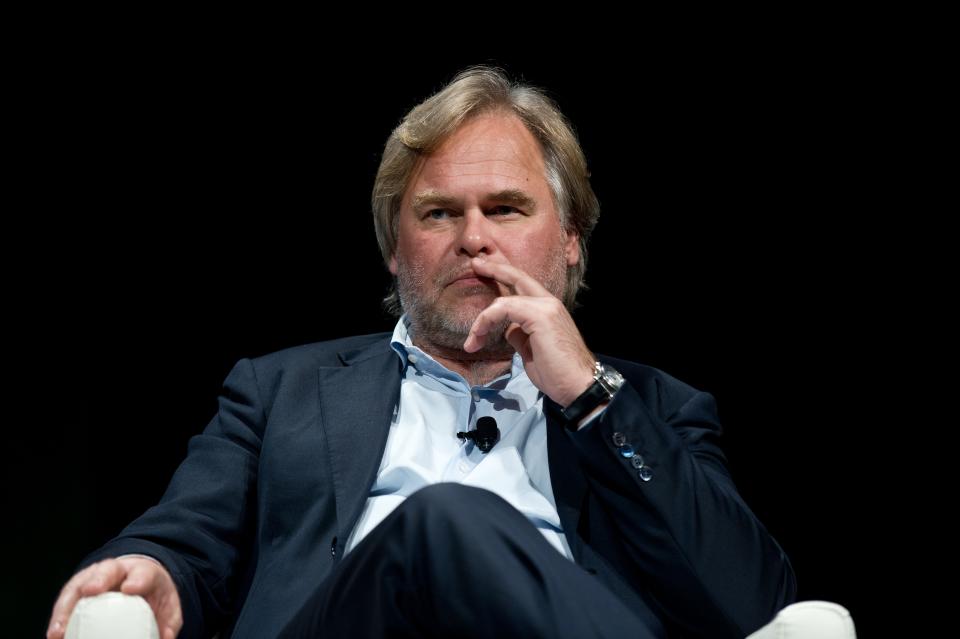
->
xmin=48 ymin=582 xmax=82 ymax=639
xmin=48 ymin=561 xmax=122 ymax=639
xmin=469 ymin=257 xmax=552 ymax=298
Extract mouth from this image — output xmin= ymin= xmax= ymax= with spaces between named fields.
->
xmin=449 ymin=270 xmax=479 ymax=283
xmin=447 ymin=271 xmax=496 ymax=289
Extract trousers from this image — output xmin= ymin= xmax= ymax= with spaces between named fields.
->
xmin=279 ymin=483 xmax=654 ymax=638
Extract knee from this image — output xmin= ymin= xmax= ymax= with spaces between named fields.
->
xmin=400 ymin=483 xmax=503 ymax=522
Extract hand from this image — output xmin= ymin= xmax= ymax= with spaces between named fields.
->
xmin=463 ymin=256 xmax=596 ymax=406
xmin=47 ymin=556 xmax=183 ymax=639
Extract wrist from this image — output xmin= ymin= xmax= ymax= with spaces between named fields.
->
xmin=559 ymin=361 xmax=625 ymax=430
xmin=563 ymin=369 xmax=596 ymax=408
xmin=117 ymin=553 xmax=163 ymax=567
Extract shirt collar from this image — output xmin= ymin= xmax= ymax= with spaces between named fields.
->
xmin=389 ymin=314 xmax=527 ymax=391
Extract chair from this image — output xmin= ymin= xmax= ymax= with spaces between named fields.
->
xmin=746 ymin=600 xmax=857 ymax=638
xmin=66 ymin=592 xmax=856 ymax=638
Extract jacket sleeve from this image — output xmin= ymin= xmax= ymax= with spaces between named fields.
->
xmin=78 ymin=357 xmax=265 ymax=639
xmin=563 ymin=368 xmax=797 ymax=638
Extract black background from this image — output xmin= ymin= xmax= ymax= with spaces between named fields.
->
xmin=12 ymin=28 xmax=905 ymax=637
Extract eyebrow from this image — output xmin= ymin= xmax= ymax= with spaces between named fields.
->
xmin=411 ymin=189 xmax=538 ymax=212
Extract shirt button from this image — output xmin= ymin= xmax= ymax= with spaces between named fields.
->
xmin=612 ymin=432 xmax=628 ymax=447
xmin=471 ymin=390 xmax=480 ymax=401
xmin=458 ymin=461 xmax=471 ymax=473
xmin=407 ymin=354 xmax=418 ymax=364
xmin=630 ymin=455 xmax=645 ymax=469
xmin=638 ymin=467 xmax=653 ymax=482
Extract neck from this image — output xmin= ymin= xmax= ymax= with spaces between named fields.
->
xmin=412 ymin=339 xmax=513 ymax=387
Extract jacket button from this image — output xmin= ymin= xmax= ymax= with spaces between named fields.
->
xmin=638 ymin=467 xmax=653 ymax=482
xmin=618 ymin=444 xmax=635 ymax=458
xmin=630 ymin=455 xmax=645 ymax=469
xmin=612 ymin=432 xmax=628 ymax=447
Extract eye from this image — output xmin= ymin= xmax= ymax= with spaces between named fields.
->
xmin=489 ymin=206 xmax=519 ymax=216
xmin=427 ymin=209 xmax=450 ymax=220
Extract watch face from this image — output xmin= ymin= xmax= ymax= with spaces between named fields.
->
xmin=594 ymin=365 xmax=620 ymax=395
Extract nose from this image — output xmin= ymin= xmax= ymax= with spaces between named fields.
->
xmin=455 ymin=208 xmax=495 ymax=258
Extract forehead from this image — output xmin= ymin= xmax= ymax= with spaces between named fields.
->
xmin=405 ymin=113 xmax=550 ymax=200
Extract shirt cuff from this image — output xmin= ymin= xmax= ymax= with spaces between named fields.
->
xmin=117 ymin=553 xmax=164 ymax=568
xmin=575 ymin=401 xmax=610 ymax=430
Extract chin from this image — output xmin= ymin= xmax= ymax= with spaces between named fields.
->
xmin=437 ymin=310 xmax=483 ymax=336
xmin=444 ymin=296 xmax=495 ymax=322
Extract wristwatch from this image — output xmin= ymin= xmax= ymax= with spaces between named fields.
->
xmin=559 ymin=361 xmax=625 ymax=429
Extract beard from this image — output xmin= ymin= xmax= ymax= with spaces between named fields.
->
xmin=395 ymin=244 xmax=569 ymax=358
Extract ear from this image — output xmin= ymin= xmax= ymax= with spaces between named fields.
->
xmin=388 ymin=254 xmax=398 ymax=275
xmin=564 ymin=231 xmax=580 ymax=266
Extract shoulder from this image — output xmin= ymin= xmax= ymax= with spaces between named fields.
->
xmin=217 ymin=332 xmax=395 ymax=410
xmin=250 ymin=331 xmax=394 ymax=371
xmin=222 ymin=332 xmax=393 ymax=387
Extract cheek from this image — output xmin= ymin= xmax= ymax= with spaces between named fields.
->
xmin=501 ymin=233 xmax=534 ymax=263
xmin=506 ymin=232 xmax=559 ymax=269
xmin=408 ymin=236 xmax=449 ymax=268
xmin=395 ymin=237 xmax=449 ymax=284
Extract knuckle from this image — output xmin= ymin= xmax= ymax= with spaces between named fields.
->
xmin=76 ymin=564 xmax=99 ymax=581
xmin=95 ymin=559 xmax=116 ymax=576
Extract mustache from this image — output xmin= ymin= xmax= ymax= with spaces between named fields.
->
xmin=442 ymin=265 xmax=494 ymax=286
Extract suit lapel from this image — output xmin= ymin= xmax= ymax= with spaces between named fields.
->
xmin=317 ymin=338 xmax=402 ymax=550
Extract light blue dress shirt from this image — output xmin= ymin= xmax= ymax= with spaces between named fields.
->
xmin=343 ymin=314 xmax=575 ymax=560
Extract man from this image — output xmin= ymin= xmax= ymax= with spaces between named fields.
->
xmin=48 ymin=66 xmax=796 ymax=638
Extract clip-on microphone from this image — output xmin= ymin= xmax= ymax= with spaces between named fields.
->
xmin=457 ymin=416 xmax=500 ymax=453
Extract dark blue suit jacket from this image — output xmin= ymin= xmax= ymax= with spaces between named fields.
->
xmin=81 ymin=333 xmax=796 ymax=638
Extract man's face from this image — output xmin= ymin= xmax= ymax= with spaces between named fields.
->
xmin=389 ymin=112 xmax=580 ymax=354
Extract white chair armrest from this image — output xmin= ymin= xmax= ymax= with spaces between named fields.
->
xmin=65 ymin=592 xmax=855 ymax=639
xmin=746 ymin=600 xmax=857 ymax=639
xmin=65 ymin=592 xmax=159 ymax=639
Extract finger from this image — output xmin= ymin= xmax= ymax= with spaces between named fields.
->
xmin=155 ymin=604 xmax=183 ymax=639
xmin=48 ymin=577 xmax=82 ymax=638
xmin=504 ymin=322 xmax=532 ymax=355
xmin=161 ymin=617 xmax=184 ymax=639
xmin=163 ymin=605 xmax=184 ymax=639
xmin=155 ymin=584 xmax=184 ymax=639
xmin=469 ymin=257 xmax=552 ymax=297
xmin=46 ymin=616 xmax=67 ymax=639
xmin=119 ymin=560 xmax=160 ymax=596
xmin=79 ymin=558 xmax=127 ymax=596
xmin=464 ymin=296 xmax=552 ymax=352
xmin=163 ymin=625 xmax=181 ymax=639
xmin=46 ymin=583 xmax=80 ymax=639
xmin=118 ymin=561 xmax=182 ymax=638
xmin=47 ymin=561 xmax=121 ymax=639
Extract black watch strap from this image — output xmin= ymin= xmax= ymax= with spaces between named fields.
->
xmin=559 ymin=379 xmax=611 ymax=429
